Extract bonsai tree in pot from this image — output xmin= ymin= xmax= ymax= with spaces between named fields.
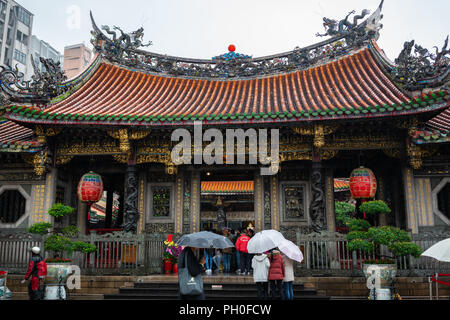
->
xmin=27 ymin=203 xmax=96 ymax=263
xmin=27 ymin=203 xmax=96 ymax=300
xmin=346 ymin=201 xmax=422 ymax=299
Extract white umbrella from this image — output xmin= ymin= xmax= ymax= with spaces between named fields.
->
xmin=421 ymin=238 xmax=450 ymax=262
xmin=278 ymin=239 xmax=303 ymax=263
xmin=247 ymin=230 xmax=286 ymax=254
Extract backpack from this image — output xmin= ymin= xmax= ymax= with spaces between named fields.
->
xmin=37 ymin=260 xmax=47 ymax=278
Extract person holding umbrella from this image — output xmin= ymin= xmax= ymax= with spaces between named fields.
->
xmin=282 ymin=253 xmax=294 ymax=300
xmin=252 ymin=253 xmax=270 ymax=299
xmin=177 ymin=246 xmax=206 ymax=300
xmin=268 ymin=249 xmax=285 ymax=300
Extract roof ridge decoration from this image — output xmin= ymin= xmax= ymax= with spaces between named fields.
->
xmin=89 ymin=1 xmax=384 ymax=79
xmin=389 ymin=36 xmax=450 ymax=91
xmin=0 ymin=55 xmax=69 ymax=107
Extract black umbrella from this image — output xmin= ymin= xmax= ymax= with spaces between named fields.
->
xmin=176 ymin=231 xmax=234 ymax=249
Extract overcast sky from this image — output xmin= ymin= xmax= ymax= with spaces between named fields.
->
xmin=17 ymin=0 xmax=450 ymax=61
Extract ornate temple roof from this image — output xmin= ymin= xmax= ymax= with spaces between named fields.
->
xmin=201 ymin=181 xmax=254 ymax=195
xmin=334 ymin=179 xmax=350 ymax=192
xmin=0 ymin=1 xmax=448 ymax=129
xmin=0 ymin=120 xmax=41 ymax=152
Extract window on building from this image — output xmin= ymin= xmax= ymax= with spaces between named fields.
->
xmin=22 ymin=33 xmax=28 ymax=45
xmin=437 ymin=182 xmax=450 ymax=221
xmin=16 ymin=7 xmax=31 ymax=27
xmin=8 ymin=9 xmax=14 ymax=26
xmin=281 ymin=182 xmax=307 ymax=221
xmin=151 ymin=186 xmax=172 ymax=217
xmin=4 ymin=47 xmax=9 ymax=66
xmin=16 ymin=30 xmax=21 ymax=41
xmin=0 ymin=1 xmax=6 ymax=20
xmin=0 ymin=189 xmax=26 ymax=224
xmin=13 ymin=49 xmax=26 ymax=64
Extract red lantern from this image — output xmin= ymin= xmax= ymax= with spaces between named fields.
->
xmin=349 ymin=167 xmax=377 ymax=199
xmin=228 ymin=44 xmax=236 ymax=52
xmin=167 ymin=234 xmax=173 ymax=242
xmin=77 ymin=171 xmax=104 ymax=204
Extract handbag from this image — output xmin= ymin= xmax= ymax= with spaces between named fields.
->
xmin=178 ymin=251 xmax=203 ymax=296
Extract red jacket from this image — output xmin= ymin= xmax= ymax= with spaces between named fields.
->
xmin=268 ymin=253 xmax=285 ymax=280
xmin=235 ymin=234 xmax=250 ymax=253
xmin=25 ymin=256 xmax=47 ymax=291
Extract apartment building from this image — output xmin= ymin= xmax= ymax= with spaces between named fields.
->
xmin=0 ymin=0 xmax=33 ymax=79
xmin=63 ymin=43 xmax=92 ymax=79
xmin=30 ymin=35 xmax=63 ymax=74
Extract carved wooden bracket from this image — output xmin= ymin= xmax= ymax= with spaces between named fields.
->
xmin=292 ymin=124 xmax=339 ymax=149
xmin=407 ymin=143 xmax=437 ymax=169
xmin=22 ymin=151 xmax=48 ymax=176
xmin=35 ymin=126 xmax=62 ymax=144
xmin=107 ymin=129 xmax=151 ymax=153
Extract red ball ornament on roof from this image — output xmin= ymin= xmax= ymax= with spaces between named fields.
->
xmin=349 ymin=167 xmax=377 ymax=199
xmin=228 ymin=44 xmax=236 ymax=52
xmin=77 ymin=171 xmax=104 ymax=204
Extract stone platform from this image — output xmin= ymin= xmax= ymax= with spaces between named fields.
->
xmin=5 ymin=274 xmax=450 ymax=300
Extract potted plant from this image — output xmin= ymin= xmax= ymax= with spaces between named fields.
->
xmin=163 ymin=235 xmax=182 ymax=274
xmin=346 ymin=202 xmax=422 ymax=299
xmin=27 ymin=203 xmax=96 ymax=299
xmin=335 ymin=201 xmax=356 ymax=233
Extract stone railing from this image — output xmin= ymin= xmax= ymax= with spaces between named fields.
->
xmin=1 ymin=230 xmax=448 ymax=277
xmin=295 ymin=231 xmax=450 ymax=277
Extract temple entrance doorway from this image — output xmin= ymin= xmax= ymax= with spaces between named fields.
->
xmin=200 ymin=169 xmax=255 ymax=234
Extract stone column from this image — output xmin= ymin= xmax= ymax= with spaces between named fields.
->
xmin=402 ymin=166 xmax=419 ymax=234
xmin=254 ymin=171 xmax=264 ymax=232
xmin=122 ymin=165 xmax=139 ymax=233
xmin=190 ymin=171 xmax=201 ymax=233
xmin=43 ymin=168 xmax=58 ymax=224
xmin=270 ymin=175 xmax=280 ymax=230
xmin=324 ymin=168 xmax=335 ymax=233
xmin=310 ymin=156 xmax=326 ymax=233
xmin=174 ymin=171 xmax=184 ymax=234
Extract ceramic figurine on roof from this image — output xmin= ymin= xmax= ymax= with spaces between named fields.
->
xmin=0 ymin=55 xmax=68 ymax=106
xmin=316 ymin=9 xmax=370 ymax=38
xmin=391 ymin=36 xmax=450 ymax=90
xmin=316 ymin=0 xmax=384 ymax=45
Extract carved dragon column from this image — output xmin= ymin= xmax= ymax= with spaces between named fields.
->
xmin=122 ymin=149 xmax=139 ymax=233
xmin=310 ymin=150 xmax=326 ymax=233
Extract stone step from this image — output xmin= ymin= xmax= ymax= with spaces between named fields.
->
xmin=118 ymin=287 xmax=318 ymax=296
xmin=134 ymin=281 xmax=305 ymax=289
xmin=104 ymin=293 xmax=330 ymax=300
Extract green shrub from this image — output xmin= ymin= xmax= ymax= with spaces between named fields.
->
xmin=348 ymin=219 xmax=371 ymax=232
xmin=48 ymin=203 xmax=75 ymax=218
xmin=27 ymin=222 xmax=52 ymax=235
xmin=44 ymin=234 xmax=73 ymax=257
xmin=346 ymin=231 xmax=369 ymax=242
xmin=335 ymin=201 xmax=355 ymax=226
xmin=61 ymin=225 xmax=80 ymax=237
xmin=71 ymin=241 xmax=97 ymax=254
xmin=388 ymin=242 xmax=422 ymax=258
xmin=347 ymin=239 xmax=374 ymax=252
xmin=359 ymin=200 xmax=391 ymax=215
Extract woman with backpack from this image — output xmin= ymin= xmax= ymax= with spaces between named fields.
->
xmin=22 ymin=247 xmax=47 ymax=300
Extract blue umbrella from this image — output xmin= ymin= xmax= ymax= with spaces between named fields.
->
xmin=176 ymin=231 xmax=234 ymax=249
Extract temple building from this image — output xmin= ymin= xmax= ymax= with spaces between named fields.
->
xmin=0 ymin=1 xmax=449 ymax=241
